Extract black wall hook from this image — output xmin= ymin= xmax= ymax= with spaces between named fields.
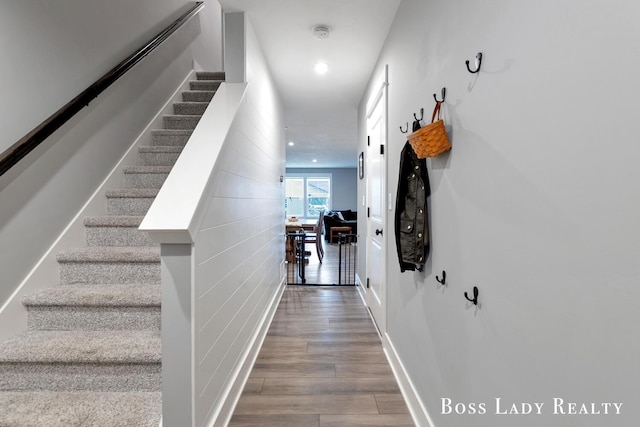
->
xmin=412 ymin=108 xmax=424 ymax=131
xmin=433 ymin=87 xmax=446 ymax=103
xmin=399 ymin=123 xmax=409 ymax=134
xmin=465 ymin=52 xmax=483 ymax=74
xmin=436 ymin=271 xmax=446 ymax=285
xmin=464 ymin=286 xmax=479 ymax=305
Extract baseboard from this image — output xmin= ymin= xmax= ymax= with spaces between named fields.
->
xmin=384 ymin=334 xmax=436 ymax=427
xmin=352 ymin=272 xmax=434 ymax=427
xmin=210 ymin=277 xmax=287 ymax=427
xmin=354 ymin=273 xmax=366 ymax=305
xmin=0 ymin=70 xmax=197 ymax=343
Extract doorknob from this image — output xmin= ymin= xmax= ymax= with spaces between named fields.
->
xmin=375 ymin=229 xmax=383 ymax=236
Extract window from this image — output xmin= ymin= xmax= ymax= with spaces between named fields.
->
xmin=285 ymin=174 xmax=331 ymax=219
xmin=285 ymin=178 xmax=304 ymax=218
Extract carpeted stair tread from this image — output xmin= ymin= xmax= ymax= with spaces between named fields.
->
xmin=174 ymin=101 xmax=209 ymax=115
xmin=182 ymin=90 xmax=216 ymax=102
xmin=151 ymin=129 xmax=193 ymax=137
xmin=56 ymin=247 xmax=160 ymax=263
xmin=0 ymin=331 xmax=160 ymax=363
xmin=0 ymin=391 xmax=161 ymax=427
xmin=105 ymin=188 xmax=159 ymax=198
xmin=138 ymin=146 xmax=184 ymax=153
xmin=22 ymin=285 xmax=160 ymax=307
xmin=163 ymin=115 xmax=201 ymax=130
xmin=189 ymin=80 xmax=221 ymax=91
xmin=123 ymin=165 xmax=173 ymax=174
xmin=84 ymin=216 xmax=144 ymax=228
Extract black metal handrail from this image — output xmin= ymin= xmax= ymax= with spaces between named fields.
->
xmin=0 ymin=1 xmax=205 ymax=177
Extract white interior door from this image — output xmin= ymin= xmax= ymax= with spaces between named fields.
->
xmin=366 ymin=71 xmax=387 ymax=332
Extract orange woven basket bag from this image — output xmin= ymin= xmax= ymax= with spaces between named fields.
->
xmin=407 ymin=101 xmax=451 ymax=158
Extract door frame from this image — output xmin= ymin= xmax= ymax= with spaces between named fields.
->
xmin=364 ymin=65 xmax=388 ymax=333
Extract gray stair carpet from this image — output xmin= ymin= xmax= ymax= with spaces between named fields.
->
xmin=0 ymin=71 xmax=224 ymax=425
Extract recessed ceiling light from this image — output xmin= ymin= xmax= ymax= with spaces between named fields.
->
xmin=288 ymin=141 xmax=294 ymax=146
xmin=315 ymin=63 xmax=328 ymax=74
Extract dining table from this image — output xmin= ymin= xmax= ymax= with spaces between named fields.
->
xmin=285 ymin=219 xmax=316 ymax=263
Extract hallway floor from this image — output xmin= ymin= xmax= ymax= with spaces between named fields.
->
xmin=228 ymin=286 xmax=415 ymax=427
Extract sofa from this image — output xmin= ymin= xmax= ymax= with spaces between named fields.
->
xmin=323 ymin=210 xmax=357 ymax=241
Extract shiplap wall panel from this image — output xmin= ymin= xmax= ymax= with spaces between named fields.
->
xmin=198 ymin=255 xmax=277 ymax=372
xmin=197 ymin=252 xmax=271 ymax=356
xmin=199 ymin=198 xmax=255 ymax=227
xmin=198 ymin=255 xmax=281 ymax=422
xmin=198 ymin=264 xmax=280 ymax=421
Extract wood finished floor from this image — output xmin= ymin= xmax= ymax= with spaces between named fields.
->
xmin=228 ymin=286 xmax=415 ymax=427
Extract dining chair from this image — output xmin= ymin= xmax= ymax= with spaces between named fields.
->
xmin=304 ymin=211 xmax=324 ymax=263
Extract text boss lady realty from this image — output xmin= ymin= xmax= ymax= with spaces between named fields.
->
xmin=441 ymin=398 xmax=623 ymax=415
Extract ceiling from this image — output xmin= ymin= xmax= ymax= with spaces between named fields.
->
xmin=218 ymin=0 xmax=401 ymax=168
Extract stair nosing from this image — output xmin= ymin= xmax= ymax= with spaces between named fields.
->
xmin=56 ymin=247 xmax=160 ymax=263
xmin=123 ymin=166 xmax=173 ymax=174
xmin=151 ymin=129 xmax=193 ymax=135
xmin=83 ymin=216 xmax=144 ymax=227
xmin=22 ymin=284 xmax=161 ymax=307
xmin=105 ymin=189 xmax=159 ymax=198
xmin=163 ymin=114 xmax=201 ymax=119
xmin=181 ymin=90 xmax=216 ymax=95
xmin=173 ymin=101 xmax=210 ymax=106
xmin=138 ymin=146 xmax=183 ymax=153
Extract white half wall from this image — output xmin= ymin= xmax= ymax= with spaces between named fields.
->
xmin=141 ymin=11 xmax=284 ymax=426
xmin=359 ymin=1 xmax=640 ymax=426
xmin=192 ymin=14 xmax=285 ymax=427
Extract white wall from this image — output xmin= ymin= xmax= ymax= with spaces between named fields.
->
xmin=193 ymin=15 xmax=285 ymax=427
xmin=286 ymin=167 xmax=358 ymax=212
xmin=0 ymin=1 xmax=222 ymax=307
xmin=359 ymin=1 xmax=640 ymax=426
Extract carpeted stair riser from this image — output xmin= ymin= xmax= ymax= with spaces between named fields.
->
xmin=138 ymin=146 xmax=183 ymax=167
xmin=27 ymin=306 xmax=161 ymax=332
xmin=57 ymin=260 xmax=160 ymax=285
xmin=182 ymin=90 xmax=216 ymax=102
xmin=123 ymin=166 xmax=171 ymax=189
xmin=57 ymin=247 xmax=160 ymax=285
xmin=0 ymin=364 xmax=161 ymax=392
xmin=189 ymin=80 xmax=221 ymax=91
xmin=106 ymin=189 xmax=158 ymax=216
xmin=86 ymin=228 xmax=154 ymax=247
xmin=0 ymin=392 xmax=162 ymax=427
xmin=196 ymin=71 xmax=225 ymax=80
xmin=173 ymin=102 xmax=209 ymax=115
xmin=163 ymin=115 xmax=201 ymax=130
xmin=84 ymin=217 xmax=155 ymax=247
xmin=151 ymin=129 xmax=193 ymax=146
xmin=24 ymin=285 xmax=161 ymax=331
xmin=0 ymin=331 xmax=161 ymax=392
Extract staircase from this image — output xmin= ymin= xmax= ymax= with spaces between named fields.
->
xmin=0 ymin=71 xmax=224 ymax=426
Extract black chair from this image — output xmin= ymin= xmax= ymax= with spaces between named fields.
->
xmin=304 ymin=212 xmax=324 ymax=263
